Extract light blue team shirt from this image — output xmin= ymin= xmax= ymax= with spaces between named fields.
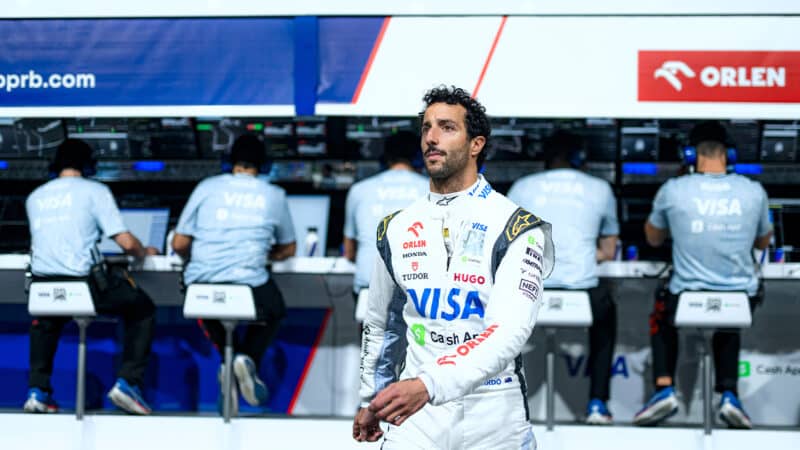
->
xmin=648 ymin=173 xmax=771 ymax=296
xmin=344 ymin=169 xmax=428 ymax=293
xmin=508 ymin=168 xmax=619 ymax=289
xmin=27 ymin=177 xmax=127 ymax=277
xmin=176 ymin=173 xmax=295 ymax=287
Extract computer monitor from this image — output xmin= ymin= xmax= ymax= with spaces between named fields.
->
xmin=96 ymin=208 xmax=170 ymax=255
xmin=286 ymin=195 xmax=330 ymax=256
xmin=768 ymin=199 xmax=800 ymax=262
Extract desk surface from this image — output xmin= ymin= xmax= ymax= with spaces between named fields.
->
xmin=1 ymin=255 xmax=798 ymax=279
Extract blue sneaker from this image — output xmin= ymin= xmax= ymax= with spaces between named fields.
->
xmin=108 ymin=378 xmax=152 ymax=415
xmin=234 ymin=354 xmax=268 ymax=407
xmin=23 ymin=388 xmax=59 ymax=413
xmin=585 ymin=398 xmax=613 ymax=425
xmin=217 ymin=364 xmax=239 ymax=416
xmin=718 ymin=391 xmax=752 ymax=429
xmin=633 ymin=386 xmax=679 ymax=426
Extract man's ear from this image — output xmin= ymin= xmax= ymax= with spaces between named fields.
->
xmin=470 ymin=136 xmax=486 ymax=158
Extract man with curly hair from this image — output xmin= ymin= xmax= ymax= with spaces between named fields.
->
xmin=353 ymin=85 xmax=554 ymax=449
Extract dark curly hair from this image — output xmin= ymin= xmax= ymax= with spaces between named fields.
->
xmin=419 ymin=85 xmax=491 ymax=169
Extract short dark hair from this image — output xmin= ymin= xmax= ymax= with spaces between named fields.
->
xmin=50 ymin=138 xmax=94 ymax=174
xmin=544 ymin=130 xmax=584 ymax=169
xmin=420 ymin=85 xmax=491 ymax=169
xmin=230 ymin=134 xmax=266 ymax=170
xmin=383 ymin=130 xmax=420 ymax=166
xmin=690 ymin=120 xmax=728 ymax=158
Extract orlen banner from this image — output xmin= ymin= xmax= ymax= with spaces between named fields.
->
xmin=639 ymin=51 xmax=800 ymax=103
xmin=317 ymin=16 xmax=800 ymax=118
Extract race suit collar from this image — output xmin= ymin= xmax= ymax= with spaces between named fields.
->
xmin=427 ymin=175 xmax=489 ymax=207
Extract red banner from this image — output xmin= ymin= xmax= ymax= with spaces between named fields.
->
xmin=638 ymin=51 xmax=800 ymax=103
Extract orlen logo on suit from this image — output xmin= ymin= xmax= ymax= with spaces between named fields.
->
xmin=638 ymin=51 xmax=800 ymax=103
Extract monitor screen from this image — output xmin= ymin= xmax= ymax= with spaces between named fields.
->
xmin=66 ymin=118 xmax=131 ymax=159
xmin=96 ymin=208 xmax=170 ymax=255
xmin=620 ymin=121 xmax=659 ymax=161
xmin=0 ymin=118 xmax=65 ymax=158
xmin=286 ymin=195 xmax=330 ymax=256
xmin=769 ymin=199 xmax=800 ymax=262
xmin=195 ymin=117 xmax=297 ymax=160
xmin=127 ymin=118 xmax=197 ymax=159
xmin=761 ymin=122 xmax=798 ymax=162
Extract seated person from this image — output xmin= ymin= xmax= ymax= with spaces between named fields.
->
xmin=634 ymin=121 xmax=771 ymax=429
xmin=24 ymin=138 xmax=158 ymax=415
xmin=172 ymin=135 xmax=296 ymax=413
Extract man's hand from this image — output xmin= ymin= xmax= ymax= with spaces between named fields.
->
xmin=352 ymin=407 xmax=383 ymax=442
xmin=145 ymin=246 xmax=159 ymax=256
xmin=368 ymin=378 xmax=430 ymax=427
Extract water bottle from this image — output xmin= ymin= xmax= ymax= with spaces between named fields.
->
xmin=774 ymin=247 xmax=785 ymax=263
xmin=304 ymin=227 xmax=319 ymax=257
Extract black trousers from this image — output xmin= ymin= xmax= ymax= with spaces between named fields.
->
xmin=198 ymin=278 xmax=286 ymax=369
xmin=29 ymin=269 xmax=156 ymax=392
xmin=586 ymin=283 xmax=617 ymax=401
xmin=649 ymin=288 xmax=758 ymax=395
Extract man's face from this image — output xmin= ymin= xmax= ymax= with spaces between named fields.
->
xmin=420 ymin=103 xmax=483 ymax=180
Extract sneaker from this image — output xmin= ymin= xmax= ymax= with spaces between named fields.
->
xmin=585 ymin=398 xmax=613 ymax=425
xmin=233 ymin=354 xmax=269 ymax=407
xmin=108 ymin=378 xmax=152 ymax=415
xmin=23 ymin=388 xmax=59 ymax=413
xmin=718 ymin=391 xmax=752 ymax=429
xmin=217 ymin=364 xmax=239 ymax=416
xmin=633 ymin=386 xmax=679 ymax=426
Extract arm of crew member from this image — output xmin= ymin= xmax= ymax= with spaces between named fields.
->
xmin=596 ymin=235 xmax=618 ymax=262
xmin=270 ymin=241 xmax=296 ymax=261
xmin=403 ymin=227 xmax=546 ymax=408
xmin=645 ymin=221 xmax=669 ymax=248
xmin=113 ymin=231 xmax=158 ymax=259
xmin=171 ymin=232 xmax=193 ymax=260
xmin=754 ymin=230 xmax=772 ymax=251
xmin=343 ymin=237 xmax=357 ymax=262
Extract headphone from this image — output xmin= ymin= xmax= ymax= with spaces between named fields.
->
xmin=569 ymin=148 xmax=588 ymax=169
xmin=48 ymin=143 xmax=97 ymax=178
xmin=679 ymin=121 xmax=737 ymax=173
xmin=680 ymin=146 xmax=737 ymax=172
xmin=220 ymin=153 xmax=273 ymax=175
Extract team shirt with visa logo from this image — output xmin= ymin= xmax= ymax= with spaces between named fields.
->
xmin=648 ymin=173 xmax=771 ymax=296
xmin=359 ymin=175 xmax=555 ymax=411
xmin=508 ymin=168 xmax=618 ymax=289
xmin=27 ymin=177 xmax=127 ymax=277
xmin=344 ymin=169 xmax=428 ymax=293
xmin=176 ymin=173 xmax=295 ymax=287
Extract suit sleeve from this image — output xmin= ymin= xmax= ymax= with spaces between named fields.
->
xmin=417 ymin=226 xmax=551 ymax=405
xmin=359 ymin=213 xmax=407 ymax=407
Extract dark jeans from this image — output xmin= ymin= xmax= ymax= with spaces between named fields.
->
xmin=649 ymin=288 xmax=758 ymax=395
xmin=29 ymin=269 xmax=156 ymax=392
xmin=586 ymin=283 xmax=617 ymax=401
xmin=198 ymin=278 xmax=286 ymax=369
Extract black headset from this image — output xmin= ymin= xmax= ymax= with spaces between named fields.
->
xmin=679 ymin=122 xmax=737 ymax=173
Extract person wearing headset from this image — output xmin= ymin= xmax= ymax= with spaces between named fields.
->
xmin=24 ymin=138 xmax=158 ymax=415
xmin=507 ymin=129 xmax=619 ymax=425
xmin=172 ymin=134 xmax=296 ymax=415
xmin=634 ymin=121 xmax=772 ymax=429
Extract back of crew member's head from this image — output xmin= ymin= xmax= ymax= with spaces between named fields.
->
xmin=420 ymin=85 xmax=491 ymax=169
xmin=543 ymin=129 xmax=585 ymax=169
xmin=50 ymin=138 xmax=94 ymax=175
xmin=383 ymin=130 xmax=420 ymax=167
xmin=230 ymin=134 xmax=267 ymax=171
xmin=689 ymin=120 xmax=728 ymax=159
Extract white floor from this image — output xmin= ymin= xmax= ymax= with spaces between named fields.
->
xmin=0 ymin=414 xmax=798 ymax=450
